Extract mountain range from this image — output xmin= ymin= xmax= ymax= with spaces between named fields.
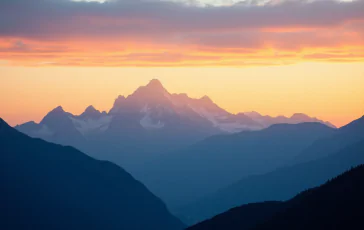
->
xmin=15 ymin=79 xmax=335 ymax=172
xmin=0 ymin=118 xmax=184 ymax=230
xmin=178 ymin=116 xmax=364 ymax=225
xmin=188 ymin=163 xmax=364 ymax=230
xmin=137 ymin=122 xmax=336 ymax=209
xmin=3 ymin=79 xmax=364 ymax=230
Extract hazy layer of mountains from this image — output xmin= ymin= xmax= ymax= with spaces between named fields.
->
xmin=10 ymin=79 xmax=364 ymax=230
xmin=0 ymin=118 xmax=184 ymax=230
xmin=15 ymin=79 xmax=334 ymax=172
xmin=188 ymin=163 xmax=364 ymax=230
xmin=3 ymin=112 xmax=364 ymax=230
xmin=138 ymin=122 xmax=335 ymax=208
xmin=141 ymin=116 xmax=364 ymax=219
xmin=178 ymin=119 xmax=364 ymax=224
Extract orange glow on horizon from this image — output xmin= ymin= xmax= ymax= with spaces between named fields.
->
xmin=1 ymin=62 xmax=363 ymax=128
xmin=1 ymin=1 xmax=363 ymax=128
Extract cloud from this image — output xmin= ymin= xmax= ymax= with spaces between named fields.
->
xmin=0 ymin=0 xmax=363 ymax=66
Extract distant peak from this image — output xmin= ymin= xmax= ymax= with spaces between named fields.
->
xmin=148 ymin=78 xmax=163 ymax=86
xmin=85 ymin=105 xmax=97 ymax=113
xmin=51 ymin=106 xmax=65 ymax=113
xmin=200 ymin=95 xmax=212 ymax=103
xmin=40 ymin=106 xmax=69 ymax=125
xmin=145 ymin=79 xmax=165 ymax=91
xmin=291 ymin=113 xmax=310 ymax=119
xmin=81 ymin=105 xmax=101 ymax=118
xmin=130 ymin=79 xmax=168 ymax=99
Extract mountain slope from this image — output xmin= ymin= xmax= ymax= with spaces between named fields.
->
xmin=186 ymin=202 xmax=283 ymax=230
xmin=255 ymin=164 xmax=364 ymax=230
xmin=294 ymin=115 xmax=364 ymax=163
xmin=188 ymin=163 xmax=364 ymax=230
xmin=180 ymin=138 xmax=364 ymax=225
xmin=138 ymin=122 xmax=335 ymax=209
xmin=0 ymin=118 xmax=184 ymax=230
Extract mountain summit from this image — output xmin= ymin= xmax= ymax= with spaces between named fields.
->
xmin=15 ymin=79 xmax=336 ymax=173
xmin=84 ymin=105 xmax=98 ymax=113
xmin=146 ymin=79 xmax=166 ymax=92
xmin=134 ymin=79 xmax=168 ymax=97
xmin=80 ymin=105 xmax=102 ymax=119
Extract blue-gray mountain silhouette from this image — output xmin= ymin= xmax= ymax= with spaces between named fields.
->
xmin=16 ymin=106 xmax=88 ymax=149
xmin=0 ymin=118 xmax=184 ymax=230
xmin=187 ymin=162 xmax=364 ymax=230
xmin=294 ymin=115 xmax=364 ymax=163
xmin=15 ymin=79 xmax=334 ymax=173
xmin=138 ymin=122 xmax=335 ymax=209
xmin=179 ymin=117 xmax=364 ymax=224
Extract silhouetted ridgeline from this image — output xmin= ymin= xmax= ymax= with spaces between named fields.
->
xmin=294 ymin=115 xmax=364 ymax=163
xmin=140 ymin=122 xmax=335 ymax=208
xmin=188 ymin=164 xmax=364 ymax=230
xmin=178 ymin=116 xmax=364 ymax=224
xmin=0 ymin=118 xmax=184 ymax=230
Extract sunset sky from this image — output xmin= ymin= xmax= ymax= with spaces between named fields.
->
xmin=1 ymin=0 xmax=364 ymax=127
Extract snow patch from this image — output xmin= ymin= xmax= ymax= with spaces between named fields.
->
xmin=140 ymin=114 xmax=165 ymax=129
xmin=140 ymin=104 xmax=165 ymax=129
xmin=70 ymin=115 xmax=112 ymax=135
xmin=190 ymin=107 xmax=261 ymax=133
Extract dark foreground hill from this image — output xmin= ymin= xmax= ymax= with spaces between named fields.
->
xmin=188 ymin=163 xmax=364 ymax=230
xmin=0 ymin=118 xmax=184 ymax=230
